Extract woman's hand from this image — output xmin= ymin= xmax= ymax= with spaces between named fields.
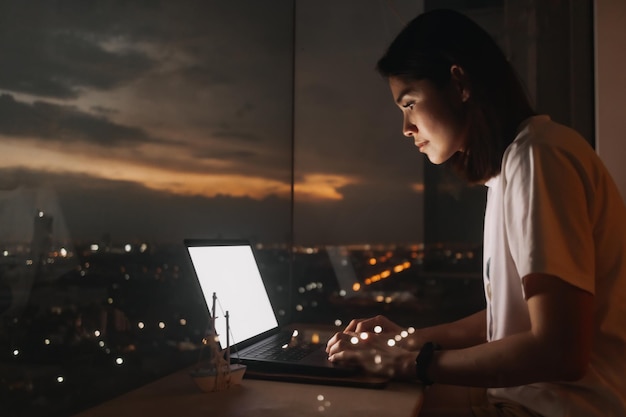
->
xmin=336 ymin=315 xmax=421 ymax=350
xmin=325 ymin=315 xmax=419 ymax=379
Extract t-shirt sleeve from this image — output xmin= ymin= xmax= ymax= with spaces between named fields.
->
xmin=502 ymin=140 xmax=595 ymax=294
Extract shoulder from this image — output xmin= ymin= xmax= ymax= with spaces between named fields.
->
xmin=501 ymin=115 xmax=597 ymax=179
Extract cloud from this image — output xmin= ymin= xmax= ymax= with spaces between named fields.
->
xmin=0 ymin=166 xmax=423 ymax=245
xmin=0 ymin=0 xmax=428 ymax=246
xmin=0 ymin=21 xmax=155 ymax=99
xmin=0 ymin=1 xmax=296 ymax=187
xmin=294 ymin=173 xmax=359 ymax=201
xmin=0 ymin=166 xmax=292 ymax=244
xmin=0 ymin=94 xmax=167 ymax=147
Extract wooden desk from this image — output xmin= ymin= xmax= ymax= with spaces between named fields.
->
xmin=73 ymin=368 xmax=424 ymax=417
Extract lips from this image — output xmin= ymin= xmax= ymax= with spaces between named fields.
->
xmin=414 ymin=140 xmax=428 ymax=150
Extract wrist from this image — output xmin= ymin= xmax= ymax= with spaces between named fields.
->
xmin=415 ymin=341 xmax=441 ymax=386
xmin=400 ymin=328 xmax=422 ymax=351
xmin=395 ymin=351 xmax=420 ymax=380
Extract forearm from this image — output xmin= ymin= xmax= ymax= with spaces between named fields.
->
xmin=402 ymin=309 xmax=486 ymax=350
xmin=397 ymin=275 xmax=593 ymax=386
xmin=426 ymin=330 xmax=586 ymax=387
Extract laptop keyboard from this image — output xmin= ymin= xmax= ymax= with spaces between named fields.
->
xmin=242 ymin=332 xmax=322 ymax=361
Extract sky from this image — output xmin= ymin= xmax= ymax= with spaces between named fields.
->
xmin=0 ymin=0 xmax=434 ymax=247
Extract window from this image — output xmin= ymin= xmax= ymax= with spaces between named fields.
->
xmin=0 ymin=1 xmax=593 ymax=415
xmin=0 ymin=2 xmax=294 ymax=415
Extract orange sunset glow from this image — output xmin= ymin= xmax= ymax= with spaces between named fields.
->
xmin=0 ymin=141 xmax=366 ymax=201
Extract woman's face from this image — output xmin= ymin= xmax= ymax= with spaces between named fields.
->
xmin=388 ymin=74 xmax=468 ymax=164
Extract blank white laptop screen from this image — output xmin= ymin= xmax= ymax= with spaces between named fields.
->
xmin=187 ymin=244 xmax=279 ymax=346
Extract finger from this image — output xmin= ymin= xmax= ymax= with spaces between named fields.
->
xmin=326 ymin=332 xmax=361 ymax=356
xmin=354 ymin=317 xmax=380 ymax=333
xmin=344 ymin=318 xmax=364 ymax=333
xmin=325 ymin=332 xmax=342 ymax=353
xmin=356 ymin=315 xmax=400 ymax=335
xmin=328 ymin=349 xmax=361 ymax=365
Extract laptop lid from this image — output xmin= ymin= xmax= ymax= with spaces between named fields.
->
xmin=185 ymin=239 xmax=279 ymax=347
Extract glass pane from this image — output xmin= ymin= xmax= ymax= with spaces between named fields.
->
xmin=292 ymin=0 xmax=436 ymax=327
xmin=0 ymin=1 xmax=293 ymax=415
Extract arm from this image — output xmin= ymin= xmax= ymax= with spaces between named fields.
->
xmin=327 ymin=309 xmax=485 ymax=354
xmin=325 ymin=310 xmax=486 ymax=379
xmin=405 ymin=309 xmax=486 ymax=350
xmin=328 ymin=274 xmax=593 ymax=385
xmin=415 ymin=273 xmax=593 ymax=386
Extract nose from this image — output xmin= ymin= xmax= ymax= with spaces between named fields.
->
xmin=402 ymin=114 xmax=417 ymax=137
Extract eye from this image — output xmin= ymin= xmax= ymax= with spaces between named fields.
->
xmin=402 ymin=102 xmax=415 ymax=110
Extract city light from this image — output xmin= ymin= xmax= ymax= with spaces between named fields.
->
xmin=0 ymin=231 xmax=481 ymax=415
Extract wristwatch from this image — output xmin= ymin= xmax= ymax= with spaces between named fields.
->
xmin=415 ymin=341 xmax=441 ymax=386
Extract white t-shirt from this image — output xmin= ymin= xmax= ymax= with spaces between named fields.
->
xmin=483 ymin=115 xmax=626 ymax=417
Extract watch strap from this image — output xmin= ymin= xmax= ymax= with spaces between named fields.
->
xmin=415 ymin=341 xmax=441 ymax=386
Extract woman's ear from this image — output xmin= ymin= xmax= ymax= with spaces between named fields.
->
xmin=450 ymin=65 xmax=471 ymax=102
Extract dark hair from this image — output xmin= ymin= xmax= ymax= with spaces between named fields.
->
xmin=377 ymin=9 xmax=534 ymax=183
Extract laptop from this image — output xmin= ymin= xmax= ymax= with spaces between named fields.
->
xmin=184 ymin=239 xmax=390 ymax=388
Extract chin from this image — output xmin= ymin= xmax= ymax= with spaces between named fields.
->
xmin=427 ymin=150 xmax=457 ymax=165
xmin=426 ymin=155 xmax=446 ymax=165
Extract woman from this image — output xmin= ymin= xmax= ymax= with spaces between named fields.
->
xmin=325 ymin=9 xmax=626 ymax=417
